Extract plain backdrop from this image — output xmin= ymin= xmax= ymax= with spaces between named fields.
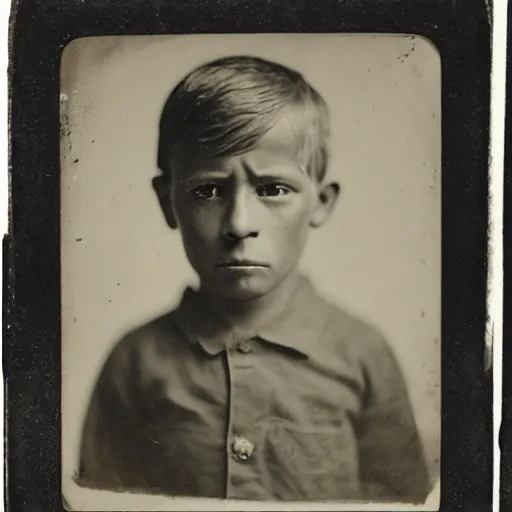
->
xmin=60 ymin=34 xmax=441 ymax=510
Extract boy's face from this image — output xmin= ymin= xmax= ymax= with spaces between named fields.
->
xmin=158 ymin=118 xmax=338 ymax=302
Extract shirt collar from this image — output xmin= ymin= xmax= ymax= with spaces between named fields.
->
xmin=171 ymin=275 xmax=331 ymax=358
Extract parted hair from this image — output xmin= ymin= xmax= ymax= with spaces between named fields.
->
xmin=157 ymin=55 xmax=330 ymax=181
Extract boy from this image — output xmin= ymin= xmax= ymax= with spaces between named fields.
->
xmin=77 ymin=55 xmax=431 ymax=503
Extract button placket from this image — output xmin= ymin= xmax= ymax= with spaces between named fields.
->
xmin=226 ymin=338 xmax=261 ymax=498
xmin=225 ymin=347 xmax=235 ymax=498
xmin=229 ymin=342 xmax=255 ymax=464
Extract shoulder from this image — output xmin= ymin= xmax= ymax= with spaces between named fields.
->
xmin=320 ymin=299 xmax=398 ymax=370
xmin=320 ymin=300 xmax=407 ymax=397
xmin=110 ymin=311 xmax=177 ymax=356
xmin=98 ymin=307 xmax=185 ymax=386
xmin=322 ymin=300 xmax=388 ymax=351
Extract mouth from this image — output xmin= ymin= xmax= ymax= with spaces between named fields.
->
xmin=217 ymin=259 xmax=269 ymax=269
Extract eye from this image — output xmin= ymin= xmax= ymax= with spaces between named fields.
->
xmin=191 ymin=184 xmax=223 ymax=201
xmin=256 ymin=183 xmax=292 ymax=198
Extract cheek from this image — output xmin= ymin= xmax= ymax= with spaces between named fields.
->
xmin=176 ymin=200 xmax=224 ymax=247
xmin=268 ymin=197 xmax=312 ymax=250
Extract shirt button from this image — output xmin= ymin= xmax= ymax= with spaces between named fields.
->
xmin=236 ymin=340 xmax=253 ymax=354
xmin=231 ymin=436 xmax=255 ymax=461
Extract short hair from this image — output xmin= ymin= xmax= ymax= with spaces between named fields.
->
xmin=157 ymin=55 xmax=330 ymax=181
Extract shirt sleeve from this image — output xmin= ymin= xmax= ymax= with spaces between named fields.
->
xmin=355 ymin=335 xmax=431 ymax=504
xmin=77 ymin=340 xmax=145 ymax=491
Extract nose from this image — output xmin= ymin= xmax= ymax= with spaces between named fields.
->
xmin=222 ymin=187 xmax=259 ymax=241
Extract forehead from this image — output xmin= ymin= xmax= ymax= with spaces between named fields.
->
xmin=254 ymin=112 xmax=305 ymax=157
xmin=176 ymin=114 xmax=310 ymax=179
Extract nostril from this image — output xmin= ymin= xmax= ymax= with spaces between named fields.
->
xmin=222 ymin=230 xmax=258 ymax=244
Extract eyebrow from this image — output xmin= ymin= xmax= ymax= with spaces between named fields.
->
xmin=182 ymin=161 xmax=310 ymax=187
xmin=241 ymin=160 xmax=307 ymax=177
xmin=184 ymin=171 xmax=231 ymax=182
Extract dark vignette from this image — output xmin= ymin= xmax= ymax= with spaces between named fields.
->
xmin=500 ymin=5 xmax=511 ymax=511
xmin=4 ymin=0 xmax=492 ymax=511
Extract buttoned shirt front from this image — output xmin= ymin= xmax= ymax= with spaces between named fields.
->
xmin=78 ymin=276 xmax=430 ymax=502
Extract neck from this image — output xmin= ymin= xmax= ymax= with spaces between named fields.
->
xmin=202 ymin=272 xmax=301 ymax=333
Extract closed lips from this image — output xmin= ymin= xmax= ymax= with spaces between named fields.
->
xmin=217 ymin=260 xmax=269 ymax=267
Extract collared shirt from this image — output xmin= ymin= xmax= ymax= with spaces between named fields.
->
xmin=78 ymin=276 xmax=430 ymax=502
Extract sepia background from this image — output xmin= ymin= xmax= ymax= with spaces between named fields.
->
xmin=61 ymin=34 xmax=441 ymax=511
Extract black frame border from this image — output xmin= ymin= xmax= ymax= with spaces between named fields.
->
xmin=5 ymin=0 xmax=492 ymax=511
xmin=500 ymin=4 xmax=511 ymax=511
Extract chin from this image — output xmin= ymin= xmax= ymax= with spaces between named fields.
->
xmin=221 ymin=281 xmax=273 ymax=301
xmin=211 ymin=273 xmax=278 ymax=302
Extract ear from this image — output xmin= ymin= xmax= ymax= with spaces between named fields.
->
xmin=152 ymin=175 xmax=179 ymax=229
xmin=309 ymin=182 xmax=340 ymax=228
